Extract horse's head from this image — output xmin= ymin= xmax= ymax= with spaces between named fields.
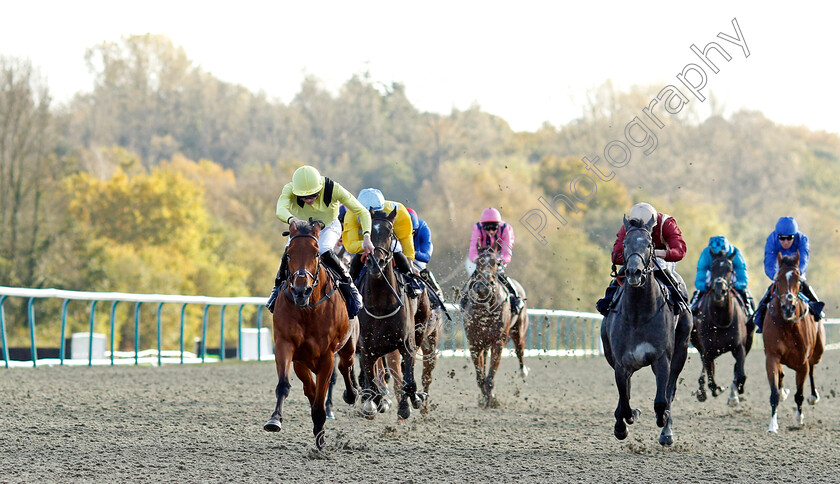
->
xmin=622 ymin=215 xmax=655 ymax=287
xmin=285 ymin=218 xmax=324 ymax=307
xmin=709 ymin=252 xmax=735 ymax=304
xmin=470 ymin=247 xmax=500 ymax=303
xmin=366 ymin=209 xmax=396 ymax=280
xmin=774 ymin=252 xmax=802 ymax=321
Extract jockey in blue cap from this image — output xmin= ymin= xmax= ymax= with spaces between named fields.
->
xmin=752 ymin=216 xmax=825 ymax=332
xmin=406 ymin=207 xmax=445 ymax=306
xmin=689 ymin=235 xmax=755 ymax=314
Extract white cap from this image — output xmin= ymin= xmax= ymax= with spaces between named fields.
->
xmin=628 ymin=202 xmax=657 ymax=224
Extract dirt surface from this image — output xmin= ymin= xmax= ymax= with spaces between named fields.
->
xmin=1 ymin=350 xmax=839 ymax=483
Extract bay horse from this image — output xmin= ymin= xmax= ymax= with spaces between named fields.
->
xmin=763 ymin=252 xmax=825 ymax=433
xmin=357 ymin=209 xmax=432 ymax=420
xmin=263 ymin=220 xmax=359 ymax=449
xmin=600 ymin=216 xmax=692 ymax=446
xmin=690 ymin=251 xmax=753 ymax=405
xmin=462 ymin=246 xmax=528 ymax=408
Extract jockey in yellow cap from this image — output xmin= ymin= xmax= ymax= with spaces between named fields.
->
xmin=266 ymin=165 xmax=373 ymax=316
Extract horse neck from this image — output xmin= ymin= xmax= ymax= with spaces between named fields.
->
xmin=622 ymin=275 xmax=662 ymax=315
xmin=364 ymin=259 xmax=399 ymax=307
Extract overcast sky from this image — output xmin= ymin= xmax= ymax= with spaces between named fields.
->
xmin=2 ymin=1 xmax=838 ymax=133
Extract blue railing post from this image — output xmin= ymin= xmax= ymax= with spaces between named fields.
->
xmin=134 ymin=302 xmax=142 ymax=365
xmin=201 ymin=305 xmax=209 ymax=363
xmin=88 ymin=300 xmax=98 ymax=366
xmin=219 ymin=305 xmax=226 ymax=362
xmin=179 ymin=303 xmax=187 ymax=364
xmin=0 ymin=295 xmax=8 ymax=368
xmin=27 ymin=298 xmax=37 ymax=367
xmin=237 ymin=305 xmax=245 ymax=360
xmin=109 ymin=301 xmax=119 ymax=366
xmin=156 ymin=302 xmax=164 ymax=367
xmin=59 ymin=299 xmax=70 ymax=365
xmin=257 ymin=306 xmax=263 ymax=361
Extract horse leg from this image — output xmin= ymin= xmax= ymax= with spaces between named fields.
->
xmin=325 ymin=359 xmax=337 ymax=419
xmin=793 ymin=367 xmax=808 ymax=427
xmin=765 ymin=354 xmax=781 ymax=433
xmin=359 ymin=350 xmax=380 ymax=418
xmin=419 ymin=329 xmax=439 ymax=414
xmin=667 ymin=310 xmax=692 ymax=404
xmin=705 ymin=353 xmax=723 ymax=398
xmin=338 ymin=340 xmax=358 ymax=406
xmin=730 ymin=345 xmax=747 ymax=406
xmin=778 ymin=365 xmax=789 ymax=401
xmin=294 ymin=361 xmax=316 ymax=407
xmin=311 ymin=354 xmax=335 ymax=450
xmin=397 ymin=345 xmax=418 ymax=420
xmin=484 ymin=341 xmax=504 ymax=408
xmin=613 ymin=365 xmax=639 ymax=440
xmin=807 ymin=363 xmax=820 ymax=405
xmin=385 ymin=350 xmax=404 ymax=399
xmin=265 ymin=343 xmax=293 ymax=432
xmin=470 ymin=347 xmax=487 ymax=400
xmin=510 ymin=313 xmax=529 ymax=379
xmin=691 ymin=327 xmax=707 ymax=402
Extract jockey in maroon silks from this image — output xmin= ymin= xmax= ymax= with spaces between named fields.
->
xmin=596 ymin=202 xmax=690 ymax=316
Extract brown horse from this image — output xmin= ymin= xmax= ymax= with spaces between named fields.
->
xmin=763 ymin=253 xmax=825 ymax=433
xmin=462 ymin=247 xmax=528 ymax=407
xmin=263 ymin=220 xmax=359 ymax=449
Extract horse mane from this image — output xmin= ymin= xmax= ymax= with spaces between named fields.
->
xmin=294 ymin=221 xmax=320 ymax=235
xmin=627 ymin=218 xmax=646 ymax=229
xmin=371 ymin=210 xmax=390 ymax=221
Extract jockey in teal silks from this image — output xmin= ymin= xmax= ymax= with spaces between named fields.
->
xmin=689 ymin=235 xmax=755 ymax=314
xmin=751 ymin=216 xmax=825 ymax=332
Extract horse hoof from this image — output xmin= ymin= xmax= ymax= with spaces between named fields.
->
xmin=325 ymin=407 xmax=335 ymax=420
xmin=696 ymin=391 xmax=707 ymax=402
xmin=768 ymin=415 xmax=779 ymax=433
xmin=727 ymin=396 xmax=739 ymax=407
xmin=614 ymin=424 xmax=628 ymax=440
xmin=315 ymin=430 xmax=326 ymax=450
xmin=807 ymin=393 xmax=820 ymax=405
xmin=378 ymin=397 xmax=392 ymax=414
xmin=343 ymin=389 xmax=356 ymax=406
xmin=625 ymin=408 xmax=641 ymax=425
xmin=656 ymin=410 xmax=670 ymax=429
xmin=520 ymin=366 xmax=529 ymax=379
xmin=795 ymin=411 xmax=804 ymax=427
xmin=362 ymin=399 xmax=377 ymax=417
xmin=398 ymin=403 xmax=411 ymax=420
xmin=659 ymin=432 xmax=673 ymax=446
xmin=264 ymin=418 xmax=282 ymax=432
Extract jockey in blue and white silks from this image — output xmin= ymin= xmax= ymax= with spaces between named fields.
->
xmin=689 ymin=235 xmax=754 ymax=313
xmin=406 ymin=207 xmax=445 ymax=304
xmin=752 ymin=216 xmax=825 ymax=331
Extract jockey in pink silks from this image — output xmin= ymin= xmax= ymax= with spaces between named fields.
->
xmin=465 ymin=207 xmax=524 ymax=313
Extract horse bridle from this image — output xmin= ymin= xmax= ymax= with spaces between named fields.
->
xmin=623 ymin=227 xmax=655 ymax=277
xmin=283 ymin=233 xmax=337 ymax=309
xmin=770 ymin=268 xmax=809 ymax=324
xmin=468 ymin=251 xmax=501 ymax=308
xmin=363 ymin=216 xmax=405 ymax=319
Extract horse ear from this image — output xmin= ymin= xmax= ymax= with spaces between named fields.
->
xmin=727 ymin=252 xmax=735 ymax=261
xmin=644 ymin=216 xmax=656 ymax=231
xmin=387 ymin=209 xmax=397 ymax=222
xmin=622 ymin=215 xmax=630 ymax=230
xmin=793 ymin=251 xmax=800 ymax=266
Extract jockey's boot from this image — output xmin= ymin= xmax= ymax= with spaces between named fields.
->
xmin=689 ymin=290 xmax=704 ymax=315
xmin=596 ymin=280 xmax=619 ymax=317
xmin=800 ymin=281 xmax=826 ymax=322
xmin=393 ymin=252 xmax=421 ymax=298
xmin=737 ymin=288 xmax=756 ymax=314
xmin=321 ymin=250 xmax=362 ymax=317
xmin=420 ymin=268 xmax=445 ymax=308
xmin=349 ymin=253 xmax=365 ymax=285
xmin=501 ymin=276 xmax=524 ymax=314
xmin=751 ymin=285 xmax=772 ymax=333
xmin=266 ymin=253 xmax=289 ymax=313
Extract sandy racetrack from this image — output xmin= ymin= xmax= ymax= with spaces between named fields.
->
xmin=1 ymin=350 xmax=839 ymax=483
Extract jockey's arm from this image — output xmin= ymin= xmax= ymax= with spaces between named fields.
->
xmin=763 ymin=233 xmax=778 ymax=280
xmin=733 ymin=249 xmax=749 ymax=290
xmin=393 ymin=205 xmax=416 ymax=260
xmin=341 ymin=213 xmax=365 ymax=254
xmin=414 ymin=222 xmax=433 ymax=263
xmin=498 ymin=224 xmax=514 ymax=265
xmin=798 ymin=234 xmax=810 ymax=276
xmin=660 ymin=218 xmax=686 ymax=262
xmin=694 ymin=248 xmax=712 ymax=291
xmin=275 ymin=183 xmax=298 ymax=224
xmin=468 ymin=224 xmax=481 ymax=262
